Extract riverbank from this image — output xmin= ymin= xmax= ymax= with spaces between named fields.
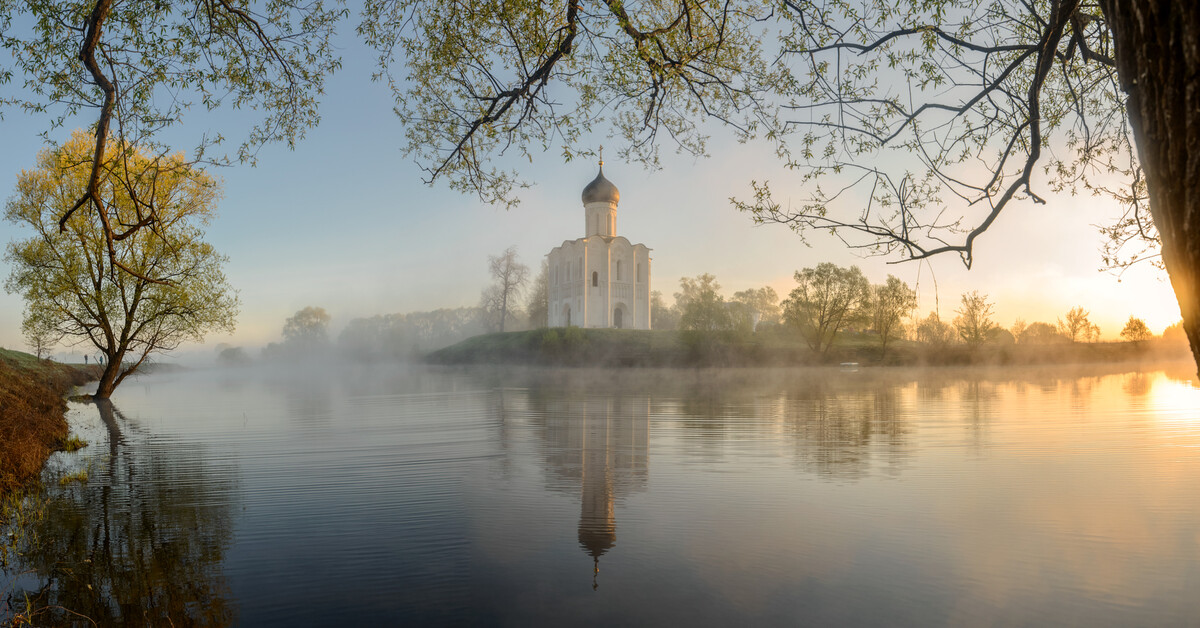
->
xmin=426 ymin=328 xmax=1193 ymax=368
xmin=0 ymin=349 xmax=97 ymax=496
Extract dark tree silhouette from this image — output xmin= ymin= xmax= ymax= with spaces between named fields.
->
xmin=734 ymin=0 xmax=1200 ymax=371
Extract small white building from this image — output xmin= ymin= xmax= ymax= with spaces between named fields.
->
xmin=547 ymin=164 xmax=652 ymax=329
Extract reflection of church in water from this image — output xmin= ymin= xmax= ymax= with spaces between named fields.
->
xmin=539 ymin=394 xmax=649 ymax=588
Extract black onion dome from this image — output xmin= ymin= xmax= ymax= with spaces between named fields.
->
xmin=581 ymin=166 xmax=619 ymax=205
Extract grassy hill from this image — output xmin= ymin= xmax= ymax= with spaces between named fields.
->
xmin=0 ymin=349 xmax=97 ymax=495
xmin=426 ymin=327 xmax=1193 ymax=368
xmin=426 ymin=327 xmax=920 ymax=367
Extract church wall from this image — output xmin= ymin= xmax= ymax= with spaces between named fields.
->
xmin=585 ymin=238 xmax=610 ymax=327
xmin=546 ymin=167 xmax=653 ymax=330
xmin=634 ymin=246 xmax=651 ymax=329
xmin=547 ymin=240 xmax=586 ymax=328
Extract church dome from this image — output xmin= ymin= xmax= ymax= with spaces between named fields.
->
xmin=582 ymin=165 xmax=619 ymax=205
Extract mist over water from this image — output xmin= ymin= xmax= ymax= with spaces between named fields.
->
xmin=6 ymin=362 xmax=1200 ymax=626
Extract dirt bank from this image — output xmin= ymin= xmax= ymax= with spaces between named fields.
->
xmin=0 ymin=349 xmax=98 ymax=495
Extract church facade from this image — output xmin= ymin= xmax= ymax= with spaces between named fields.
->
xmin=547 ymin=164 xmax=652 ymax=329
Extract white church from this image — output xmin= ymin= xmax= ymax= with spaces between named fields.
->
xmin=547 ymin=162 xmax=652 ymax=329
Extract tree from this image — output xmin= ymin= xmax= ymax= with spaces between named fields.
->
xmin=8 ymin=2 xmax=1200 ymax=375
xmin=915 ymin=312 xmax=954 ymax=347
xmin=283 ymin=307 xmax=331 ymax=350
xmin=1 ymin=0 xmax=344 ymax=276
xmin=337 ymin=307 xmax=486 ymax=359
xmin=1058 ymin=307 xmax=1095 ymax=343
xmin=1164 ymin=321 xmax=1188 ymax=345
xmin=4 ymin=131 xmax=238 ymax=399
xmin=723 ymin=1 xmax=1200 ymax=374
xmin=676 ymin=274 xmax=731 ymax=332
xmin=731 ymin=286 xmax=782 ymax=327
xmin=1020 ymin=322 xmax=1067 ymax=345
xmin=22 ymin=309 xmax=58 ymax=360
xmin=987 ymin=327 xmax=1016 ymax=346
xmin=869 ymin=276 xmax=918 ymax=355
xmin=1011 ymin=319 xmax=1028 ymax=343
xmin=782 ymin=263 xmax=870 ymax=355
xmin=725 ymin=302 xmax=758 ymax=336
xmin=216 ymin=346 xmax=251 ymax=366
xmin=953 ymin=292 xmax=997 ymax=348
xmin=526 ymin=261 xmax=550 ymax=328
xmin=651 ymin=291 xmax=679 ymax=331
xmin=360 ymin=0 xmax=780 ymax=207
xmin=1120 ymin=316 xmax=1153 ymax=344
xmin=481 ymin=246 xmax=529 ymax=333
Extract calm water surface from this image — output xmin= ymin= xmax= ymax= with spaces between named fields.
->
xmin=6 ymin=363 xmax=1200 ymax=626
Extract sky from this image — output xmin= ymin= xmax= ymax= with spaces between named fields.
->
xmin=0 ymin=30 xmax=1183 ymax=359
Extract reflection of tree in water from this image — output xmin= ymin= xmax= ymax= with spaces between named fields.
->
xmin=1065 ymin=376 xmax=1099 ymax=408
xmin=521 ymin=388 xmax=649 ymax=589
xmin=1122 ymin=372 xmax=1153 ymax=397
xmin=781 ymin=382 xmax=908 ymax=480
xmin=3 ymin=400 xmax=236 ymax=626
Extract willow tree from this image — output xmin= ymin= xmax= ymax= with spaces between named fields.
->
xmin=4 ymin=131 xmax=238 ymax=399
xmin=782 ymin=263 xmax=870 ymax=356
xmin=870 ymin=276 xmax=917 ymax=355
xmin=0 ymin=0 xmax=343 ymax=279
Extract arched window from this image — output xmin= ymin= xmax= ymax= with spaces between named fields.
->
xmin=636 ymin=263 xmax=641 ymax=283
xmin=592 ymin=271 xmax=598 ymax=287
xmin=616 ymin=260 xmax=622 ymax=281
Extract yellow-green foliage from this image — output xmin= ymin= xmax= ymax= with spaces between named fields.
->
xmin=5 ymin=130 xmax=239 ymax=398
xmin=59 ymin=435 xmax=88 ymax=453
xmin=58 ymin=470 xmax=88 ymax=486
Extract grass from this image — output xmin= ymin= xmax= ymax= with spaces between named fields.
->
xmin=0 ymin=348 xmax=98 ymax=497
xmin=59 ymin=435 xmax=88 ymax=453
xmin=57 ymin=469 xmax=88 ymax=486
xmin=425 ymin=327 xmax=1195 ymax=369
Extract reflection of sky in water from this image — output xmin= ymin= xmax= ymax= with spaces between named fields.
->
xmin=8 ymin=363 xmax=1200 ymax=626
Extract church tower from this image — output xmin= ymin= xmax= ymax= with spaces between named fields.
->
xmin=546 ymin=163 xmax=652 ymax=329
xmin=583 ymin=163 xmax=619 ymax=237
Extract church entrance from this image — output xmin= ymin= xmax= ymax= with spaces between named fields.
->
xmin=613 ymin=308 xmax=623 ymax=329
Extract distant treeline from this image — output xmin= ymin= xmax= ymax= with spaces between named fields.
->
xmin=426 ymin=326 xmax=1193 ymax=368
xmin=227 ymin=260 xmax=1189 ymax=368
xmin=242 ymin=306 xmax=515 ymax=364
xmin=335 ymin=307 xmax=490 ymax=360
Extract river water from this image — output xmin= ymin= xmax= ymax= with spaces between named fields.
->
xmin=5 ymin=362 xmax=1200 ymax=626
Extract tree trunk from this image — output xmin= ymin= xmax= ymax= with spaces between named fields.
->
xmin=1101 ymin=0 xmax=1200 ymax=373
xmin=94 ymin=360 xmax=121 ymax=399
